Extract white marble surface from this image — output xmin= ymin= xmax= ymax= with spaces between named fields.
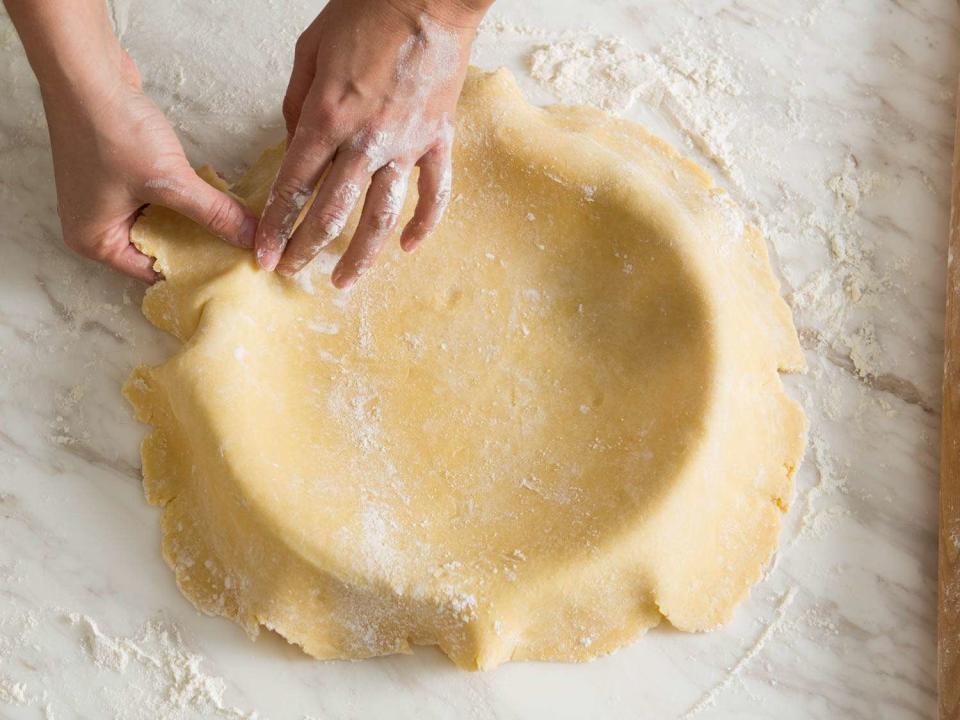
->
xmin=0 ymin=0 xmax=956 ymax=718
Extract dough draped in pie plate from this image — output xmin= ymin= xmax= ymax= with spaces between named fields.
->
xmin=124 ymin=68 xmax=806 ymax=670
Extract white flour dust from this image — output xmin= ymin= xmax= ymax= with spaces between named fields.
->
xmin=478 ymin=8 xmax=898 ymax=497
xmin=680 ymin=587 xmax=799 ymax=719
xmin=67 ymin=614 xmax=257 ymax=720
xmin=482 ymin=19 xmax=751 ymax=190
xmin=1 ymin=7 xmax=915 ymax=719
xmin=0 ymin=607 xmax=265 ymax=720
xmin=477 ymin=7 xmax=905 ymax=714
xmin=351 ymin=13 xmax=461 ymax=174
xmin=528 ymin=36 xmax=643 ymax=113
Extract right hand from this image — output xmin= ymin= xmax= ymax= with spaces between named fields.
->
xmin=42 ymin=50 xmax=259 ymax=283
xmin=255 ymin=0 xmax=489 ymax=289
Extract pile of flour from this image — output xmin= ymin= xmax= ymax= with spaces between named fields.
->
xmin=0 ymin=603 xmax=261 ymax=719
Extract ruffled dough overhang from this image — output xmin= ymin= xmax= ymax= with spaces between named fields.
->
xmin=124 ymin=68 xmax=806 ymax=670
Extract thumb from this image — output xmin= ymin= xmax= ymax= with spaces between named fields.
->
xmin=69 ymin=219 xmax=161 ymax=284
xmin=144 ymin=170 xmax=258 ymax=248
xmin=102 ymin=243 xmax=162 ymax=284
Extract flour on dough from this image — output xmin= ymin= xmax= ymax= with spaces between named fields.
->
xmin=124 ymin=68 xmax=806 ymax=670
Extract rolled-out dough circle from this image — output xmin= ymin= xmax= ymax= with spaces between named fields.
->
xmin=124 ymin=68 xmax=806 ymax=670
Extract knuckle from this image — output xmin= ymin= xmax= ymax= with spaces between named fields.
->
xmin=368 ymin=209 xmax=399 ymax=233
xmin=293 ymin=35 xmax=313 ymax=60
xmin=312 ymin=208 xmax=349 ymax=237
xmin=349 ymin=123 xmax=393 ymax=168
xmin=282 ymin=95 xmax=300 ymax=123
xmin=298 ymin=142 xmax=333 ymax=168
xmin=74 ymin=228 xmax=111 ymax=259
xmin=203 ymin=197 xmax=240 ymax=236
xmin=272 ymin=178 xmax=311 ymax=209
xmin=299 ymin=102 xmax=342 ymax=140
xmin=333 ymin=180 xmax=362 ymax=206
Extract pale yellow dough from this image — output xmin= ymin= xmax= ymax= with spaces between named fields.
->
xmin=124 ymin=68 xmax=806 ymax=670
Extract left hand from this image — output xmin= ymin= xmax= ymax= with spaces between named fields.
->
xmin=255 ymin=0 xmax=488 ymax=289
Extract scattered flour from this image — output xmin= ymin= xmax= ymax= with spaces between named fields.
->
xmin=67 ymin=614 xmax=259 ymax=720
xmin=0 ymin=677 xmax=28 ymax=705
xmin=0 ymin=608 xmax=40 ymax=708
xmin=680 ymin=587 xmax=799 ymax=719
xmin=2 ymin=7 xmax=918 ymax=718
xmin=484 ymin=15 xmax=899 ymax=404
xmin=0 ymin=607 xmax=267 ymax=719
xmin=517 ymin=23 xmax=751 ymax=190
xmin=790 ymin=154 xmax=892 ymax=380
xmin=50 ymin=382 xmax=91 ymax=446
xmin=528 ymin=36 xmax=643 ymax=113
xmin=480 ymin=9 xmax=911 ymax=715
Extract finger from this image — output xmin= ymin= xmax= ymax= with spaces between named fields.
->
xmin=118 ymin=50 xmax=143 ymax=90
xmin=144 ymin=170 xmax=258 ymax=249
xmin=67 ymin=209 xmax=160 ymax=283
xmin=282 ymin=38 xmax=317 ymax=142
xmin=399 ymin=142 xmax=453 ymax=253
xmin=275 ymin=151 xmax=369 ymax=277
xmin=329 ymin=162 xmax=411 ymax=289
xmin=95 ymin=242 xmax=161 ymax=284
xmin=255 ymin=129 xmax=338 ymax=272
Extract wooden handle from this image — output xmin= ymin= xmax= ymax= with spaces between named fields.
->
xmin=940 ymin=77 xmax=960 ymax=720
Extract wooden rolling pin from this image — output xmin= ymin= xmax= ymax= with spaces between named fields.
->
xmin=941 ymin=78 xmax=960 ymax=720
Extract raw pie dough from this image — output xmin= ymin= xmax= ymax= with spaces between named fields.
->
xmin=124 ymin=68 xmax=806 ymax=670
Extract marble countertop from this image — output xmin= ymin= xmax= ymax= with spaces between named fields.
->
xmin=0 ymin=0 xmax=956 ymax=718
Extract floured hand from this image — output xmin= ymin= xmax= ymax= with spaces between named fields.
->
xmin=43 ymin=51 xmax=259 ymax=283
xmin=256 ymin=0 xmax=493 ymax=289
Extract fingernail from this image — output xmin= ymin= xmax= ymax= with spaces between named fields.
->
xmin=256 ymin=246 xmax=279 ymax=272
xmin=276 ymin=262 xmax=297 ymax=278
xmin=239 ymin=217 xmax=257 ymax=248
xmin=332 ymin=268 xmax=355 ymax=290
xmin=400 ymin=227 xmax=424 ymax=253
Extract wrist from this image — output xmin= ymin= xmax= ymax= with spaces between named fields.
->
xmin=387 ymin=0 xmax=493 ymax=30
xmin=7 ymin=0 xmax=127 ymax=108
xmin=36 ymin=36 xmax=126 ymax=99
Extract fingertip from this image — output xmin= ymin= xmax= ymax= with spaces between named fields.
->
xmin=129 ymin=263 xmax=161 ymax=284
xmin=331 ymin=266 xmax=356 ymax=290
xmin=275 ymin=261 xmax=297 ymax=278
xmin=238 ymin=216 xmax=258 ymax=248
xmin=256 ymin=244 xmax=280 ymax=272
xmin=105 ymin=244 xmax=162 ymax=284
xmin=400 ymin=227 xmax=424 ymax=253
xmin=134 ymin=260 xmax=163 ymax=285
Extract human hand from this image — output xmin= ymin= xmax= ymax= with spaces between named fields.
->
xmin=42 ymin=50 xmax=258 ymax=283
xmin=257 ymin=0 xmax=491 ymax=289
